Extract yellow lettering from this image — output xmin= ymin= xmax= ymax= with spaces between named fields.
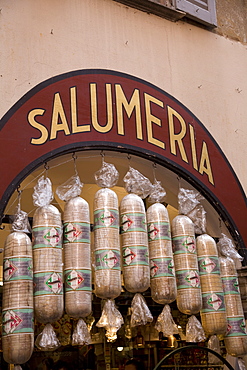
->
xmin=50 ymin=93 xmax=70 ymax=140
xmin=90 ymin=83 xmax=113 ymax=133
xmin=199 ymin=141 xmax=214 ymax=185
xmin=189 ymin=124 xmax=198 ymax=171
xmin=115 ymin=84 xmax=142 ymax=140
xmin=28 ymin=109 xmax=48 ymax=145
xmin=70 ymin=87 xmax=90 ymax=133
xmin=144 ymin=93 xmax=165 ymax=149
xmin=168 ymin=106 xmax=188 ymax=163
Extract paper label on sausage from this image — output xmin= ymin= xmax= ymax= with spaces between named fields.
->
xmin=94 ymin=209 xmax=119 ymax=229
xmin=3 ymin=257 xmax=33 ymax=281
xmin=64 ymin=269 xmax=91 ymax=291
xmin=2 ymin=308 xmax=33 ymax=336
xmin=120 ymin=213 xmax=147 ymax=233
xmin=147 ymin=221 xmax=171 ymax=241
xmin=176 ymin=269 xmax=200 ymax=289
xmin=198 ymin=256 xmax=220 ymax=275
xmin=34 ymin=271 xmax=63 ymax=295
xmin=150 ymin=257 xmax=175 ymax=278
xmin=201 ymin=292 xmax=226 ymax=312
xmin=63 ymin=222 xmax=90 ymax=243
xmin=172 ymin=235 xmax=196 ymax=254
xmin=221 ymin=276 xmax=240 ymax=295
xmin=95 ymin=249 xmax=121 ymax=270
xmin=122 ymin=246 xmax=149 ymax=266
xmin=32 ymin=226 xmax=62 ymax=249
xmin=225 ymin=317 xmax=247 ymax=337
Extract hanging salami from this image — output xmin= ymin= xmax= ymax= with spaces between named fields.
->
xmin=2 ymin=207 xmax=34 ymax=365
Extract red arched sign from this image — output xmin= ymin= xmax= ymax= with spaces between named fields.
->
xmin=0 ymin=70 xmax=246 ymax=251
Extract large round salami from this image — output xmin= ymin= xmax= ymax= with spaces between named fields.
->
xmin=120 ymin=193 xmax=150 ymax=293
xmin=63 ymin=196 xmax=92 ymax=318
xmin=2 ymin=232 xmax=34 ymax=364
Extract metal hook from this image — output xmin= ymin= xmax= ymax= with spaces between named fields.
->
xmin=0 ymin=215 xmax=5 ymax=230
xmin=152 ymin=162 xmax=157 ymax=182
xmin=72 ymin=152 xmax=78 ymax=175
xmin=100 ymin=150 xmax=105 ymax=164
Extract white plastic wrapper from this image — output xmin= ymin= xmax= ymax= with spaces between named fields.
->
xmin=155 ymin=305 xmax=179 ymax=337
xmin=217 ymin=233 xmax=243 ymax=267
xmin=148 ymin=180 xmax=166 ymax=204
xmin=96 ymin=300 xmax=124 ymax=342
xmin=178 ymin=188 xmax=206 ymax=234
xmin=14 ymin=366 xmax=22 ymax=370
xmin=72 ymin=318 xmax=91 ymax=346
xmin=35 ymin=324 xmax=60 ymax=351
xmin=123 ymin=167 xmax=152 ymax=199
xmin=130 ymin=293 xmax=153 ymax=327
xmin=94 ymin=161 xmax=119 ymax=188
xmin=208 ymin=335 xmax=221 ymax=364
xmin=12 ymin=205 xmax=31 ymax=234
xmin=56 ymin=175 xmax=83 ymax=201
xmin=32 ymin=176 xmax=53 ymax=207
xmin=186 ymin=315 xmax=206 ymax=343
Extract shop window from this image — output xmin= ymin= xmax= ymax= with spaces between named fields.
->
xmin=113 ymin=0 xmax=217 ymax=27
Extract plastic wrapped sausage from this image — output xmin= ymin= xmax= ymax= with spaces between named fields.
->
xmin=2 ymin=209 xmax=34 ymax=365
xmin=147 ymin=181 xmax=176 ymax=304
xmin=171 ymin=215 xmax=202 ymax=315
xmin=63 ymin=196 xmax=92 ymax=317
xmin=93 ymin=161 xmax=121 ymax=299
xmin=32 ymin=176 xmax=63 ymax=324
xmin=197 ymin=234 xmax=227 ymax=335
xmin=56 ymin=175 xmax=92 ymax=319
xmin=120 ymin=167 xmax=152 ymax=293
xmin=220 ymin=256 xmax=247 ymax=356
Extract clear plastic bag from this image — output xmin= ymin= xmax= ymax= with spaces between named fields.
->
xmin=96 ymin=299 xmax=124 ymax=342
xmin=186 ymin=315 xmax=206 ymax=342
xmin=155 ymin=305 xmax=179 ymax=337
xmin=72 ymin=318 xmax=91 ymax=346
xmin=238 ymin=358 xmax=247 ymax=370
xmin=123 ymin=167 xmax=152 ymax=199
xmin=35 ymin=323 xmax=60 ymax=351
xmin=32 ymin=176 xmax=53 ymax=207
xmin=208 ymin=335 xmax=221 ymax=364
xmin=217 ymin=233 xmax=243 ymax=268
xmin=12 ymin=205 xmax=31 ymax=233
xmin=130 ymin=293 xmax=153 ymax=327
xmin=178 ymin=188 xmax=206 ymax=234
xmin=148 ymin=179 xmax=166 ymax=204
xmin=94 ymin=161 xmax=119 ymax=188
xmin=56 ymin=175 xmax=83 ymax=201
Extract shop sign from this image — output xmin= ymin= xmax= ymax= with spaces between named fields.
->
xmin=0 ymin=70 xmax=246 ymax=249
